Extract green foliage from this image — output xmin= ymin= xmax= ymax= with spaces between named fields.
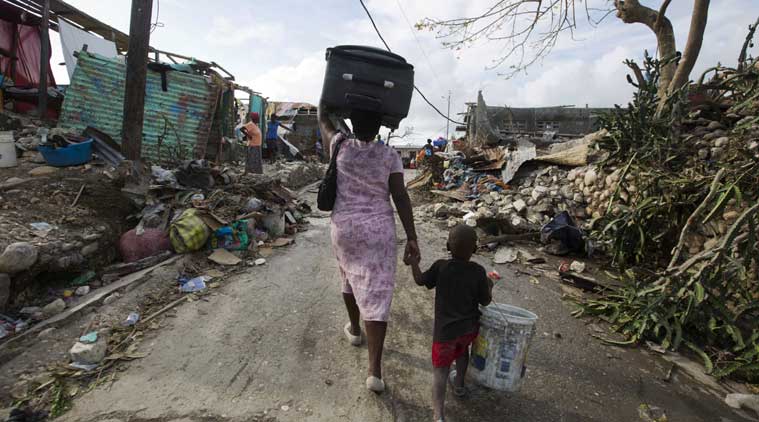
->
xmin=580 ymin=50 xmax=759 ymax=380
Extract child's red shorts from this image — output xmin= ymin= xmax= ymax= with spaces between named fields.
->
xmin=431 ymin=330 xmax=479 ymax=368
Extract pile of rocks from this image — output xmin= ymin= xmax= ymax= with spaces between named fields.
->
xmin=270 ymin=161 xmax=326 ymax=189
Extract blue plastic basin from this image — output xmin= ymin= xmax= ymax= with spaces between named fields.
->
xmin=38 ymin=139 xmax=93 ymax=167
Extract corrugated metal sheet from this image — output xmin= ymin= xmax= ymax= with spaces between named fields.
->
xmin=58 ymin=52 xmax=219 ymax=163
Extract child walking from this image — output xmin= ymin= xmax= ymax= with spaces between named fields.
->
xmin=408 ymin=225 xmax=494 ymax=422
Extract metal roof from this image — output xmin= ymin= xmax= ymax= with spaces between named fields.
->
xmin=58 ymin=51 xmax=219 ymax=163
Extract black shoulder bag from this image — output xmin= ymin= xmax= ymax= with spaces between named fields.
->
xmin=317 ymin=136 xmax=345 ymax=211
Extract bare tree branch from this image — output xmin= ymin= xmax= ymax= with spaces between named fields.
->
xmin=669 ymin=0 xmax=711 ymax=94
xmin=655 ymin=0 xmax=673 ymax=31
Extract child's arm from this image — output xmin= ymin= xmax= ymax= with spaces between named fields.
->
xmin=410 ymin=261 xmax=424 ymax=286
xmin=479 ymin=273 xmax=495 ymax=306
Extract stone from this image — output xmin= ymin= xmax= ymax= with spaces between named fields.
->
xmin=82 ymin=233 xmax=102 ymax=241
xmin=0 ymin=273 xmax=9 ymax=310
xmin=53 ymin=253 xmax=84 ymax=271
xmin=37 ymin=327 xmax=56 ymax=338
xmin=714 ymin=136 xmax=729 ymax=147
xmin=510 ymin=216 xmax=525 ymax=228
xmin=0 ymin=242 xmax=38 ymax=273
xmin=725 ymin=394 xmax=759 ymax=414
xmin=29 ymin=152 xmax=46 ymax=164
xmin=75 ymin=285 xmax=90 ymax=296
xmin=583 ymin=168 xmax=598 ymax=186
xmin=103 ymin=293 xmax=120 ymax=305
xmin=482 ymin=195 xmax=494 ymax=205
xmin=513 ymin=199 xmax=527 ymax=213
xmin=560 ymin=185 xmax=574 ymax=199
xmin=703 ymin=129 xmax=726 ymax=140
xmin=81 ymin=242 xmax=99 ymax=257
xmin=706 ymin=121 xmax=723 ymax=130
xmin=711 ymin=147 xmax=725 ymax=159
xmin=697 ymin=148 xmax=709 ymax=160
xmin=573 ymin=193 xmax=584 ymax=203
xmin=69 ymin=337 xmax=107 ymax=365
xmin=447 ymin=218 xmax=458 ymax=228
xmin=531 ymin=186 xmax=547 ymax=201
xmin=723 ymin=210 xmax=739 ymax=221
xmin=749 ymin=141 xmax=758 ymax=151
xmin=526 ymin=197 xmax=537 ymax=207
xmin=42 ymin=298 xmax=66 ymax=317
xmin=28 ymin=166 xmax=59 ymax=177
xmin=433 ymin=203 xmax=449 ymax=218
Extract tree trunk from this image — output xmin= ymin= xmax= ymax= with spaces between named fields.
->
xmin=615 ymin=0 xmax=677 ymax=100
xmin=668 ymin=0 xmax=711 ymax=94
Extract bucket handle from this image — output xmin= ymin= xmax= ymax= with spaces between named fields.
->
xmin=342 ymin=73 xmax=395 ymax=89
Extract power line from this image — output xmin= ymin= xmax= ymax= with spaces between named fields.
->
xmin=358 ymin=0 xmax=465 ymax=126
xmin=395 ymin=0 xmax=443 ymax=91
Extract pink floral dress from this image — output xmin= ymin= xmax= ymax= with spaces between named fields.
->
xmin=330 ymin=133 xmax=404 ymax=321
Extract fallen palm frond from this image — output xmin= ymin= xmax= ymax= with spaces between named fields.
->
xmin=579 ymin=41 xmax=759 ymax=380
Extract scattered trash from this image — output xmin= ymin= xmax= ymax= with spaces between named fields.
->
xmin=244 ymin=197 xmax=264 ymax=212
xmin=179 ymin=276 xmax=209 ymax=293
xmin=75 ymin=285 xmax=90 ymax=296
xmin=29 ymin=222 xmax=54 ymax=232
xmin=271 ymin=237 xmax=293 ymax=248
xmin=122 ymin=312 xmax=140 ymax=327
xmin=488 ymin=271 xmax=501 ymax=281
xmin=79 ymin=331 xmax=98 ymax=344
xmin=14 ymin=320 xmax=28 ymax=333
xmin=69 ymin=362 xmax=98 ymax=371
xmin=0 ymin=324 xmax=9 ymax=339
xmin=71 ymin=270 xmax=97 ymax=286
xmin=569 ymin=261 xmax=586 ymax=273
xmin=493 ymin=247 xmax=518 ymax=264
xmin=254 ymin=258 xmax=267 ymax=266
xmin=637 ymin=404 xmax=667 ymax=422
xmin=209 ymin=249 xmax=242 ymax=266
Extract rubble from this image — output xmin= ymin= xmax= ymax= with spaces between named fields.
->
xmin=41 ymin=299 xmax=65 ymax=317
xmin=0 ymin=242 xmax=39 ymax=274
xmin=270 ymin=161 xmax=326 ymax=189
xmin=69 ymin=336 xmax=107 ymax=365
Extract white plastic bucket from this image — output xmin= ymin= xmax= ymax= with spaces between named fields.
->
xmin=470 ymin=303 xmax=538 ymax=392
xmin=0 ymin=131 xmax=17 ymax=168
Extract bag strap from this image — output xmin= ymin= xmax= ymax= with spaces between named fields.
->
xmin=329 ymin=134 xmax=346 ymax=170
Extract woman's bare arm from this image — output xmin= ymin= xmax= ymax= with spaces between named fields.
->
xmin=390 ymin=173 xmax=419 ymax=262
xmin=317 ymin=100 xmax=338 ymax=154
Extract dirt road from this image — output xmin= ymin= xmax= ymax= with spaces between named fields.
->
xmin=58 ymin=190 xmax=751 ymax=421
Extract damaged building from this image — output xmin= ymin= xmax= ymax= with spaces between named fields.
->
xmin=0 ymin=0 xmax=260 ymax=165
xmin=463 ymin=91 xmax=615 ymax=146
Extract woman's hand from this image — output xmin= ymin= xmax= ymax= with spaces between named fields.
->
xmin=404 ymin=239 xmax=420 ymax=265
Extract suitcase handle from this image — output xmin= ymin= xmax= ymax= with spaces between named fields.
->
xmin=345 ymin=93 xmax=382 ymax=111
xmin=342 ymin=73 xmax=395 ymax=89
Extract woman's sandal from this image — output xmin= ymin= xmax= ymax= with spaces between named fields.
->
xmin=344 ymin=322 xmax=362 ymax=346
xmin=448 ymin=370 xmax=467 ymax=398
xmin=366 ymin=376 xmax=386 ymax=393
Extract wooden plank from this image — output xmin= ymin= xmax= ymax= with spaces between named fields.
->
xmin=0 ymin=255 xmax=180 ymax=351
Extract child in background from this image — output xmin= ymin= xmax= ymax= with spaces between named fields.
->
xmin=407 ymin=225 xmax=494 ymax=422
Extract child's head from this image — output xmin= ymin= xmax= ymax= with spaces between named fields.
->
xmin=447 ymin=225 xmax=478 ymax=261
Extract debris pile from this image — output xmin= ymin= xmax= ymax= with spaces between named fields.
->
xmin=269 ymin=160 xmax=326 ymax=190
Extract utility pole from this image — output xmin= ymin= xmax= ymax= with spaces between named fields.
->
xmin=37 ymin=0 xmax=50 ymax=119
xmin=445 ymin=90 xmax=451 ymax=140
xmin=122 ymin=0 xmax=153 ymax=161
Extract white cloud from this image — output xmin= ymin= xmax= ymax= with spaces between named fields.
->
xmin=205 ymin=16 xmax=286 ymax=47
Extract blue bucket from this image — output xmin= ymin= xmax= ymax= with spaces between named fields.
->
xmin=38 ymin=139 xmax=93 ymax=167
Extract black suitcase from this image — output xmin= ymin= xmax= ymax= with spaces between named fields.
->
xmin=321 ymin=45 xmax=414 ymax=129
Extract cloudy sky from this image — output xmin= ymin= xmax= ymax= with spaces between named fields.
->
xmin=50 ymin=0 xmax=759 ymax=144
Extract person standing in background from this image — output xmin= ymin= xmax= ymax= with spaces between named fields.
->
xmin=239 ymin=112 xmax=263 ymax=174
xmin=266 ymin=114 xmax=294 ymax=163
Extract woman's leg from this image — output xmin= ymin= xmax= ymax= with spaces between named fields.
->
xmin=432 ymin=366 xmax=449 ymax=420
xmin=365 ymin=321 xmax=387 ymax=378
xmin=342 ymin=293 xmax=361 ymax=336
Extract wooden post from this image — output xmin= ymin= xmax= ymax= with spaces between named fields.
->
xmin=37 ymin=0 xmax=50 ymax=119
xmin=122 ymin=0 xmax=153 ymax=161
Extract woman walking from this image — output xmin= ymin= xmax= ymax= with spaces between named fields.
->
xmin=318 ymin=104 xmax=420 ymax=393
